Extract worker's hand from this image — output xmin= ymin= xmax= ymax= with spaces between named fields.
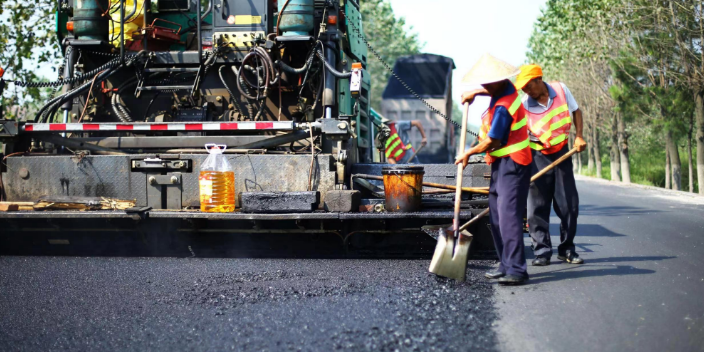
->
xmin=455 ymin=151 xmax=472 ymax=169
xmin=574 ymin=136 xmax=587 ymax=152
xmin=461 ymin=90 xmax=481 ymax=105
xmin=421 ymin=138 xmax=428 ymax=147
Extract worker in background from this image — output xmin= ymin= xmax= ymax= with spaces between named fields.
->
xmin=456 ymin=54 xmax=532 ymax=285
xmin=514 ymin=64 xmax=587 ymax=266
xmin=385 ymin=120 xmax=427 ymax=164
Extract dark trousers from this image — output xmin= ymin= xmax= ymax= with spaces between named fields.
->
xmin=489 ymin=157 xmax=531 ymax=277
xmin=527 ymin=145 xmax=580 ymax=258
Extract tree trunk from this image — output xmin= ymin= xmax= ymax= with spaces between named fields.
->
xmin=610 ymin=115 xmax=621 ymax=182
xmin=688 ymin=111 xmax=694 ymax=193
xmin=696 ymin=90 xmax=704 ymax=194
xmin=667 ymin=129 xmax=682 ymax=191
xmin=587 ymin=121 xmax=595 ymax=172
xmin=665 ymin=143 xmax=671 ymax=190
xmin=577 ymin=150 xmax=583 ymax=174
xmin=593 ymin=123 xmax=602 ymax=178
xmin=570 ymin=133 xmax=579 ymax=173
xmin=618 ymin=114 xmax=631 ymax=183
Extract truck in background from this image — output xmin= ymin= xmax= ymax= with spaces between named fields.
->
xmin=380 ymin=54 xmax=455 ymax=164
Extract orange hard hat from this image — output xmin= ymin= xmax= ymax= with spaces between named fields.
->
xmin=0 ymin=66 xmax=4 ymax=78
xmin=514 ymin=64 xmax=543 ymax=89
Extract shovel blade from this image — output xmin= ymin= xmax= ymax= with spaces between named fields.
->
xmin=428 ymin=227 xmax=473 ymax=282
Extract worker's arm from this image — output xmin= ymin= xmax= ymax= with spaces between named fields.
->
xmin=455 ymin=137 xmax=502 ymax=168
xmin=561 ymin=84 xmax=586 ymax=153
xmin=387 ymin=157 xmax=397 ymax=164
xmin=573 ymin=108 xmax=587 ymax=152
xmin=454 ymin=106 xmax=512 ymax=169
xmin=461 ymin=88 xmax=490 ymax=105
xmin=411 ymin=120 xmax=428 ymax=146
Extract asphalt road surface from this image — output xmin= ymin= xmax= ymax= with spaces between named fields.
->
xmin=1 ymin=177 xmax=703 ymax=351
xmin=496 ymin=176 xmax=704 ymax=352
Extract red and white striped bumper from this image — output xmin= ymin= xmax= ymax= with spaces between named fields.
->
xmin=22 ymin=121 xmax=296 ymax=133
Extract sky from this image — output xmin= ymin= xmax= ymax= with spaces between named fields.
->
xmin=386 ymin=0 xmax=547 ymax=126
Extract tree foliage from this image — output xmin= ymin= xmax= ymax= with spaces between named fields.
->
xmin=0 ymin=0 xmax=60 ymax=119
xmin=527 ymin=0 xmax=703 ymax=193
xmin=360 ymin=0 xmax=423 ymax=111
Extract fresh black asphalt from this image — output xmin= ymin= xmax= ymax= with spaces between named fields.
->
xmin=1 ymin=177 xmax=703 ymax=351
xmin=0 ymin=257 xmax=498 ymax=351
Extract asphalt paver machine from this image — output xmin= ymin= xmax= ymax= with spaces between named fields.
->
xmin=0 ymin=0 xmax=494 ymax=257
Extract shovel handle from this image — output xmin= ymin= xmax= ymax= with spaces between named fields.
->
xmin=457 ymin=147 xmax=580 ymax=234
xmin=453 ymin=103 xmax=471 ymax=235
xmin=406 ymin=143 xmax=425 ymax=162
xmin=459 ymin=207 xmax=490 ymax=232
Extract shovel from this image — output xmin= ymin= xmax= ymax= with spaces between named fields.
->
xmin=428 ymin=140 xmax=580 ymax=281
xmin=427 ymin=103 xmax=472 ymax=281
xmin=406 ymin=143 xmax=425 ymax=163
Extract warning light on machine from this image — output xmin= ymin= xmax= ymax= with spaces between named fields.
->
xmin=66 ymin=21 xmax=74 ymax=32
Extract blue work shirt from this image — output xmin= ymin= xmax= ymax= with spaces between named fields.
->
xmin=486 ymin=82 xmax=516 ymax=147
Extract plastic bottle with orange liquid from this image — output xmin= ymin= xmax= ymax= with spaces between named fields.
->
xmin=199 ymin=144 xmax=235 ymax=212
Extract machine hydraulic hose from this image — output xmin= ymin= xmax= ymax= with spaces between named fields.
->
xmin=316 ymin=50 xmax=352 ymax=79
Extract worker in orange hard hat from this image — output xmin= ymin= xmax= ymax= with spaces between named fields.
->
xmin=514 ymin=64 xmax=586 ymax=266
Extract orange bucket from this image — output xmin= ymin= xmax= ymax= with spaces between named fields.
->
xmin=382 ymin=166 xmax=424 ymax=212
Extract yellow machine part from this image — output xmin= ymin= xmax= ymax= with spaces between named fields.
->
xmin=108 ymin=0 xmax=145 ymax=47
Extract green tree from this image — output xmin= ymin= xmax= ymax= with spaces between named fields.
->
xmin=0 ymin=0 xmax=60 ymax=119
xmin=361 ymin=0 xmax=423 ymax=111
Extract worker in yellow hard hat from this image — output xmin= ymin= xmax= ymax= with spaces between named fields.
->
xmin=514 ymin=64 xmax=586 ymax=266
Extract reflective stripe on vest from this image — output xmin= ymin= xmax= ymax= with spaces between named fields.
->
xmin=508 ymin=96 xmax=522 ymax=115
xmin=479 ymin=97 xmax=526 ymax=136
xmin=384 ymin=123 xmax=408 ymax=161
xmin=530 ymin=141 xmax=545 ymax=150
xmin=489 ymin=137 xmax=530 ymax=157
xmin=479 ymin=92 xmax=532 ymax=166
xmin=539 ymin=115 xmax=572 ymax=144
xmin=526 ymin=82 xmax=572 ymax=150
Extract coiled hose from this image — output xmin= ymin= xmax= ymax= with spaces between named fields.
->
xmin=36 ymin=66 xmax=121 ymax=123
xmin=232 ymin=66 xmax=255 ymax=119
xmin=34 ymin=51 xmax=146 ymax=123
xmin=236 ymin=48 xmax=274 ymax=100
xmin=111 ymin=76 xmax=140 ymax=122
xmin=218 ymin=65 xmax=247 ymax=120
xmin=16 ymin=55 xmax=125 ymax=88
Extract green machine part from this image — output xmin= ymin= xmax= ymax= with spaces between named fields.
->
xmin=338 ymin=1 xmax=371 ymax=160
xmin=343 ymin=1 xmax=367 ymax=66
xmin=152 ymin=0 xmax=213 ymax=50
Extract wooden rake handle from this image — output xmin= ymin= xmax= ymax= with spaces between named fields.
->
xmin=459 ymin=146 xmax=580 ymax=232
xmin=530 ymin=147 xmax=580 ymax=183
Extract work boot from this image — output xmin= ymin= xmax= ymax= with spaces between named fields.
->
xmin=484 ymin=270 xmax=506 ymax=279
xmin=498 ymin=275 xmax=528 ymax=286
xmin=557 ymin=252 xmax=584 ymax=264
xmin=531 ymin=256 xmax=550 ymax=266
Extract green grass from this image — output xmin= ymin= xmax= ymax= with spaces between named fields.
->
xmin=576 ymin=147 xmax=698 ymax=192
